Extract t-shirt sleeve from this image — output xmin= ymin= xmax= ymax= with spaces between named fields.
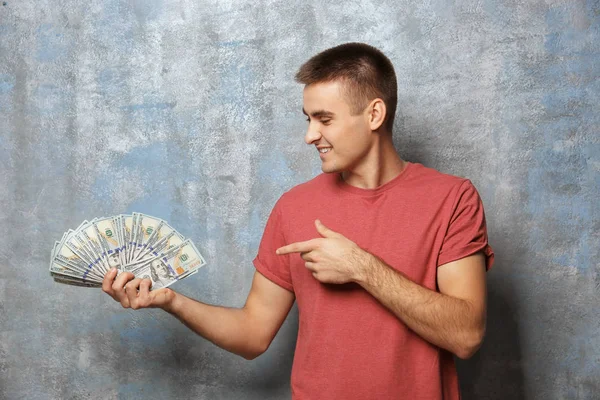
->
xmin=437 ymin=180 xmax=495 ymax=270
xmin=252 ymin=198 xmax=294 ymax=292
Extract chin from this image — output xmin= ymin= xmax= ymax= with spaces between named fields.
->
xmin=320 ymin=161 xmax=343 ymax=174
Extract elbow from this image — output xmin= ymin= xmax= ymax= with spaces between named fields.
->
xmin=455 ymin=326 xmax=486 ymax=360
xmin=241 ymin=348 xmax=265 ymax=361
xmin=240 ymin=339 xmax=270 ymax=361
xmin=455 ymin=344 xmax=480 ymax=360
xmin=241 ymin=352 xmax=260 ymax=361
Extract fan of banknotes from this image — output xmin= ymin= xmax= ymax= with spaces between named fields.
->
xmin=49 ymin=213 xmax=207 ymax=290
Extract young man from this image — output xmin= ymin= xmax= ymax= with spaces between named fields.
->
xmin=102 ymin=42 xmax=494 ymax=399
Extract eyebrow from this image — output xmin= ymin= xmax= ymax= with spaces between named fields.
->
xmin=302 ymin=108 xmax=335 ymax=118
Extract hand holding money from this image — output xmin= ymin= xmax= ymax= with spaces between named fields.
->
xmin=102 ymin=269 xmax=177 ymax=309
xmin=50 ymin=213 xmax=207 ymax=292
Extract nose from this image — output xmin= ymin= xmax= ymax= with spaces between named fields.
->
xmin=304 ymin=121 xmax=321 ymax=145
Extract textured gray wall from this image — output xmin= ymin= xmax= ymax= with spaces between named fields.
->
xmin=1 ymin=0 xmax=598 ymax=399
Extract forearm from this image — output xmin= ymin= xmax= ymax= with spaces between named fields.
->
xmin=163 ymin=292 xmax=265 ymax=360
xmin=356 ymin=255 xmax=484 ymax=359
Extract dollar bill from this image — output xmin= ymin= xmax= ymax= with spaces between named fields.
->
xmin=133 ymin=239 xmax=207 ymax=290
xmin=50 ymin=214 xmax=206 ymax=290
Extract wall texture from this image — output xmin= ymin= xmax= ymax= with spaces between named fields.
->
xmin=0 ymin=0 xmax=598 ymax=399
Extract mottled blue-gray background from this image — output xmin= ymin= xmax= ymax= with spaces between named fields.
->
xmin=0 ymin=0 xmax=598 ymax=399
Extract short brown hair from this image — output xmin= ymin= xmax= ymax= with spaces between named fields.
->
xmin=295 ymin=42 xmax=398 ymax=132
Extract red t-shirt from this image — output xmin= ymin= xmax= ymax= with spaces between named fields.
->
xmin=253 ymin=162 xmax=494 ymax=400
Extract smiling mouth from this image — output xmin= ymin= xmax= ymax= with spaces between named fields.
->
xmin=318 ymin=148 xmax=331 ymax=154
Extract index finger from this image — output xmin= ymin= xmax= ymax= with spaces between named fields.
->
xmin=276 ymin=239 xmax=318 ymax=255
xmin=102 ymin=268 xmax=119 ymax=293
xmin=113 ymin=271 xmax=136 ymax=289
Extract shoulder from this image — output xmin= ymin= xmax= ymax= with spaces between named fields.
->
xmin=274 ymin=173 xmax=334 ymax=209
xmin=404 ymin=162 xmax=476 ymax=199
xmin=407 ymin=162 xmax=466 ymax=186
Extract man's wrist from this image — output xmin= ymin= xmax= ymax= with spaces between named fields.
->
xmin=353 ymin=250 xmax=378 ymax=286
xmin=161 ymin=289 xmax=182 ymax=314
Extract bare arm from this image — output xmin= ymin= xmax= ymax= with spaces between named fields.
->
xmin=102 ymin=269 xmax=295 ymax=360
xmin=277 ymin=220 xmax=488 ymax=359
xmin=356 ymin=252 xmax=487 ymax=359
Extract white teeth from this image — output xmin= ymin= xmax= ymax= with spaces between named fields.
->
xmin=319 ymin=148 xmax=331 ymax=153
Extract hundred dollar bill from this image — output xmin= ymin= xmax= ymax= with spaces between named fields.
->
xmin=131 ymin=213 xmax=162 ymax=261
xmin=51 ymin=221 xmax=110 ymax=283
xmin=93 ymin=217 xmax=125 ymax=272
xmin=65 ymin=229 xmax=107 ymax=276
xmin=51 ymin=214 xmax=207 ymax=289
xmin=53 ymin=276 xmax=101 ymax=287
xmin=134 ymin=239 xmax=207 ymax=290
xmin=51 ymin=245 xmax=104 ymax=282
xmin=125 ymin=229 xmax=185 ymax=274
xmin=52 ymin=230 xmax=99 ymax=278
xmin=132 ymin=222 xmax=184 ymax=265
xmin=79 ymin=219 xmax=111 ymax=274
xmin=113 ymin=215 xmax=126 ymax=267
xmin=123 ymin=214 xmax=135 ymax=264
xmin=128 ymin=213 xmax=139 ymax=264
xmin=50 ymin=263 xmax=103 ymax=284
xmin=133 ymin=219 xmax=169 ymax=261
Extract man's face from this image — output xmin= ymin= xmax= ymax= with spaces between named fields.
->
xmin=108 ymin=252 xmax=120 ymax=269
xmin=152 ymin=260 xmax=170 ymax=278
xmin=303 ymin=81 xmax=371 ymax=174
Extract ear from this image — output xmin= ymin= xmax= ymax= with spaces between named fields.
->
xmin=367 ymin=98 xmax=386 ymax=131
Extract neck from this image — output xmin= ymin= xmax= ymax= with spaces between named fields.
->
xmin=341 ymin=134 xmax=405 ymax=189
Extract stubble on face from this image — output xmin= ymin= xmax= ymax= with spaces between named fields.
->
xmin=303 ymin=81 xmax=371 ymax=175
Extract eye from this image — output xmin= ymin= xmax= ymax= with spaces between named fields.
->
xmin=321 ymin=119 xmax=331 ymax=125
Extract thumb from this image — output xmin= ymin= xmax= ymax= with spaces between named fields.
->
xmin=315 ymin=219 xmax=338 ymax=238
